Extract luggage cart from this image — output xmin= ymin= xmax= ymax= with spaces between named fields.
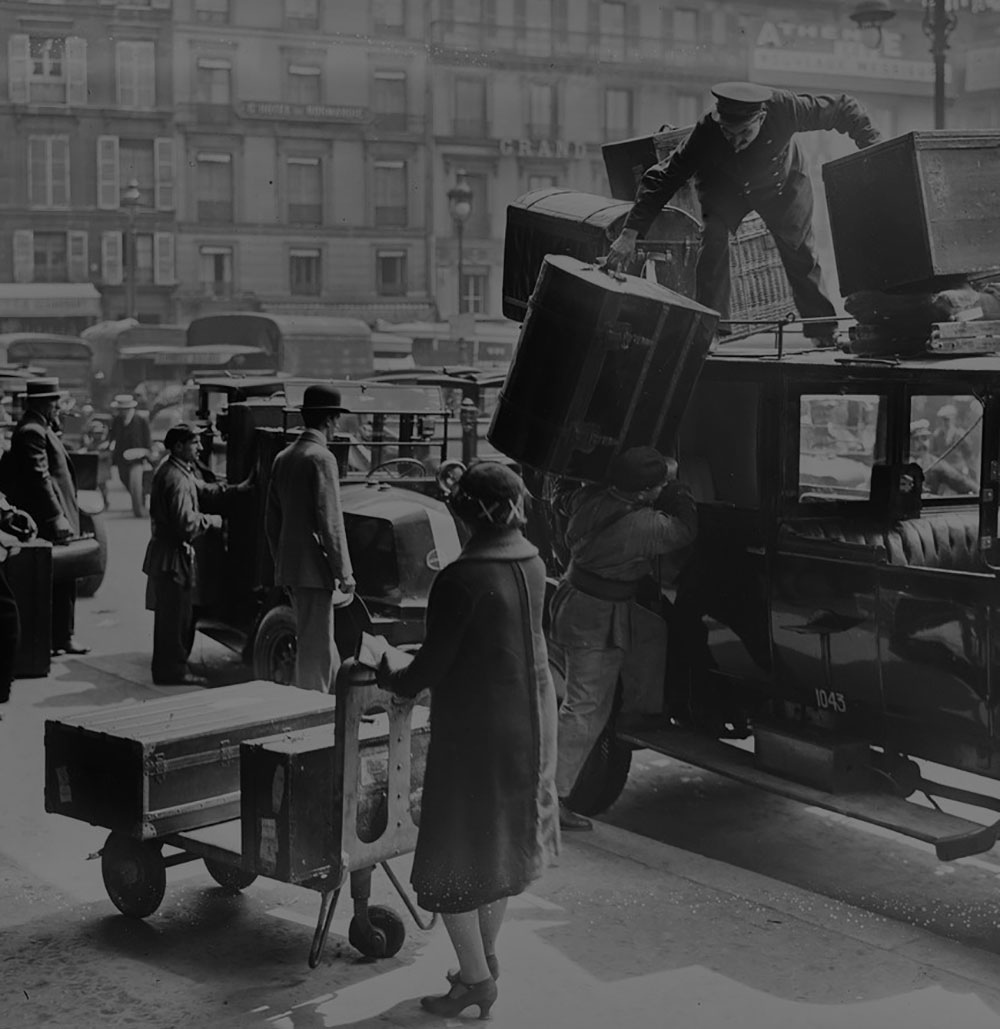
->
xmin=60 ymin=662 xmax=434 ymax=967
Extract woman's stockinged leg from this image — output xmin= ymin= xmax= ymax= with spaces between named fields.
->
xmin=441 ymin=910 xmax=491 ymax=984
xmin=478 ymin=898 xmax=507 ymax=962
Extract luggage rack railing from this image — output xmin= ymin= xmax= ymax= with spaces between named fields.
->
xmin=716 ymin=314 xmax=856 ymax=359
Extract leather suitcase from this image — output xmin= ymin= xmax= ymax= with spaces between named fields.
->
xmin=601 ymin=126 xmax=697 ymax=211
xmin=241 ymin=719 xmax=430 ymax=885
xmin=823 ymin=130 xmax=1000 ymax=294
xmin=502 ymin=188 xmax=700 ymax=321
xmin=44 ymin=681 xmax=338 ymax=839
xmin=489 ymin=254 xmax=717 ymax=481
xmin=5 ymin=540 xmax=52 ymax=678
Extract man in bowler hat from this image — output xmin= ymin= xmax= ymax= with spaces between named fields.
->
xmin=607 ymin=81 xmax=881 ymax=347
xmin=3 ymin=377 xmax=89 ymax=656
xmin=266 ymin=384 xmax=355 ymax=692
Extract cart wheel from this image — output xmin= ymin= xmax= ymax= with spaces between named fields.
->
xmin=349 ymin=905 xmax=406 ymax=958
xmin=101 ymin=831 xmax=166 ymax=919
xmin=204 ymin=858 xmax=258 ymax=891
xmin=568 ymin=729 xmax=633 ymax=817
xmin=253 ymin=605 xmax=298 ymax=685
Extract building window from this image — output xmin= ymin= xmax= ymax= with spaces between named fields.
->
xmin=373 ymin=71 xmax=407 ymax=131
xmin=29 ymin=36 xmax=66 ymax=103
xmin=29 ymin=136 xmax=70 ymax=208
xmin=376 ymin=250 xmax=407 ymax=295
xmin=116 ymin=41 xmax=155 ymax=109
xmin=10 ymin=34 xmax=85 ymax=106
xmin=527 ymin=83 xmax=557 ymax=139
xmin=374 ymin=161 xmax=407 ymax=227
xmin=598 ymin=1 xmax=626 ymax=61
xmin=195 ymin=0 xmax=229 ymax=24
xmin=528 ymin=173 xmax=558 ymax=191
xmin=197 ymin=153 xmax=234 ymax=222
xmin=286 ymin=0 xmax=319 ymax=29
xmin=287 ymin=158 xmax=322 ymax=225
xmin=290 ymin=248 xmax=321 ymax=296
xmin=196 ymin=59 xmax=231 ymax=105
xmin=34 ymin=232 xmax=68 ymax=283
xmin=127 ymin=233 xmax=156 ymax=286
xmin=454 ymin=77 xmax=487 ymax=136
xmin=604 ymin=88 xmax=632 ymax=141
xmin=673 ymin=8 xmax=698 ymax=42
xmin=120 ymin=140 xmax=155 ymax=209
xmin=459 ymin=270 xmax=488 ymax=315
xmin=373 ymin=0 xmax=405 ymax=34
xmin=199 ymin=246 xmax=233 ymax=298
xmin=287 ymin=64 xmax=321 ymax=105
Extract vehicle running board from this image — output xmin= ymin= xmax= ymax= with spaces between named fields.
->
xmin=619 ymin=727 xmax=999 ymax=862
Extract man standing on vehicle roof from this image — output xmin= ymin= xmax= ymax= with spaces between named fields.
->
xmin=551 ymin=447 xmax=696 ymax=831
xmin=143 ymin=422 xmax=248 ymax=686
xmin=605 ymin=82 xmax=881 ymax=348
xmin=265 ymin=385 xmax=355 ymax=693
xmin=3 ymin=377 xmax=89 ymax=657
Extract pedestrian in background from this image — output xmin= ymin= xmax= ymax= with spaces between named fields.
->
xmin=376 ymin=461 xmax=559 ymax=1020
xmin=0 ymin=492 xmax=36 ymax=719
xmin=107 ymin=393 xmax=152 ymax=517
xmin=2 ymin=377 xmax=89 ymax=657
xmin=265 ymin=384 xmax=355 ymax=693
xmin=607 ymin=82 xmax=881 ymax=347
xmin=142 ymin=422 xmax=248 ymax=686
xmin=551 ymin=447 xmax=696 ymax=830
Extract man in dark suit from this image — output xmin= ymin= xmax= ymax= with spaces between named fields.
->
xmin=4 ymin=377 xmax=89 ymax=656
xmin=0 ymin=492 xmax=36 ymax=717
xmin=607 ymin=81 xmax=881 ymax=347
xmin=265 ymin=385 xmax=355 ymax=692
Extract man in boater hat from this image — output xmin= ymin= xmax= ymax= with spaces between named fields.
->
xmin=606 ymin=81 xmax=881 ymax=348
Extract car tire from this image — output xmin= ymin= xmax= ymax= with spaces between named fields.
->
xmin=252 ymin=605 xmax=298 ymax=685
xmin=77 ymin=511 xmax=108 ymax=598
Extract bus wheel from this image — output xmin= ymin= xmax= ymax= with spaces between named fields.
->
xmin=567 ymin=729 xmax=632 ymax=817
xmin=253 ymin=605 xmax=298 ymax=685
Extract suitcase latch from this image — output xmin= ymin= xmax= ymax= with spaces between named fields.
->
xmin=145 ymin=752 xmax=167 ymax=783
xmin=604 ymin=325 xmax=652 ymax=352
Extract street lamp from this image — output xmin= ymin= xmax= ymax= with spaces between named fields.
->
xmin=121 ymin=178 xmax=141 ymax=320
xmin=850 ymin=0 xmax=972 ymax=129
xmin=447 ymin=168 xmax=473 ymax=316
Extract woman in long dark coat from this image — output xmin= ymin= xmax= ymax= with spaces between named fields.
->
xmin=378 ymin=461 xmax=559 ymax=1020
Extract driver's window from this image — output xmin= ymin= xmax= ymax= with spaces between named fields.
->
xmin=908 ymin=394 xmax=982 ymax=499
xmin=797 ymin=393 xmax=885 ymax=503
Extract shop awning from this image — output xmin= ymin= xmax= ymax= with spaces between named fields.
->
xmin=0 ymin=283 xmax=102 ymax=318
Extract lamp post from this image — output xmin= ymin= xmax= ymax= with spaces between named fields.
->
xmin=121 ymin=178 xmax=141 ymax=320
xmin=849 ymin=0 xmax=970 ymax=130
xmin=447 ymin=168 xmax=473 ymax=317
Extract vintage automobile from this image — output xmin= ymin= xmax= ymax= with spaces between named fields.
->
xmin=183 ymin=376 xmax=466 ymax=682
xmin=549 ymin=336 xmax=1000 ymax=859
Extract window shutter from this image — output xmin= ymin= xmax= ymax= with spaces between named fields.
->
xmin=154 ymin=232 xmax=175 ymax=285
xmin=68 ymin=231 xmax=89 ymax=282
xmin=154 ymin=137 xmax=175 ymax=210
xmin=138 ymin=44 xmax=156 ymax=108
xmin=51 ymin=137 xmax=70 ymax=207
xmin=13 ymin=231 xmax=34 ymax=283
xmin=28 ymin=138 xmax=47 ymax=207
xmin=97 ymin=136 xmax=120 ymax=210
xmin=8 ymin=35 xmax=29 ymax=104
xmin=67 ymin=38 xmax=88 ymax=106
xmin=116 ymin=42 xmax=136 ymax=108
xmin=102 ymin=232 xmax=123 ymax=285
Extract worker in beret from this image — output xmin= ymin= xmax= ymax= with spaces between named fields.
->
xmin=142 ymin=422 xmax=250 ymax=686
xmin=265 ymin=384 xmax=356 ymax=692
xmin=550 ymin=447 xmax=696 ymax=830
xmin=606 ymin=81 xmax=882 ymax=348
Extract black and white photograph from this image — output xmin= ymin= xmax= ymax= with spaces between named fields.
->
xmin=2 ymin=0 xmax=1000 ymax=1026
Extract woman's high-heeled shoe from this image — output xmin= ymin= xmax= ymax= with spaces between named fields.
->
xmin=420 ymin=976 xmax=498 ymax=1020
xmin=447 ymin=953 xmax=499 ymax=985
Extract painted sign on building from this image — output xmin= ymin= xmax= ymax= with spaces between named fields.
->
xmin=498 ymin=139 xmax=588 ymax=158
xmin=240 ymin=101 xmax=367 ymax=121
xmin=752 ymin=18 xmax=950 ymax=85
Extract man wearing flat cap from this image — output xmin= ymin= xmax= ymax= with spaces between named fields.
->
xmin=266 ymin=384 xmax=355 ymax=692
xmin=143 ymin=422 xmax=248 ymax=685
xmin=549 ymin=447 xmax=696 ymax=830
xmin=3 ymin=377 xmax=89 ymax=656
xmin=607 ymin=81 xmax=881 ymax=348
